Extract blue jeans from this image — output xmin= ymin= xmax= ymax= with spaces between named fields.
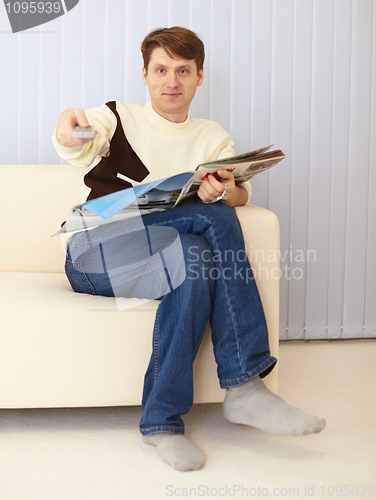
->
xmin=65 ymin=203 xmax=277 ymax=435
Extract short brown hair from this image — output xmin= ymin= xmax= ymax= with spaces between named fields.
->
xmin=141 ymin=26 xmax=205 ymax=74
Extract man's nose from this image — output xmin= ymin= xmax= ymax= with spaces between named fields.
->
xmin=167 ymin=72 xmax=179 ymax=87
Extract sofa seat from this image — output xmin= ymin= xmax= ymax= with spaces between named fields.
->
xmin=1 ymin=271 xmax=226 ymax=407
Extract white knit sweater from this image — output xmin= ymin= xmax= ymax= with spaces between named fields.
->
xmin=52 ymin=100 xmax=252 ymax=203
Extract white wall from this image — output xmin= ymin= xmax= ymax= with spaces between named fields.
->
xmin=1 ymin=0 xmax=375 ymax=340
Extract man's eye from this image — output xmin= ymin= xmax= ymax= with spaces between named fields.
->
xmin=157 ymin=68 xmax=165 ymax=74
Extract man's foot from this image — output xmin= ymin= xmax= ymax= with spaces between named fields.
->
xmin=142 ymin=433 xmax=206 ymax=471
xmin=223 ymin=376 xmax=326 ymax=436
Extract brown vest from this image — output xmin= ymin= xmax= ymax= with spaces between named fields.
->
xmin=84 ymin=101 xmax=150 ymax=201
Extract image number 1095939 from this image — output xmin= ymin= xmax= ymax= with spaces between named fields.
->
xmin=3 ymin=0 xmax=79 ymax=33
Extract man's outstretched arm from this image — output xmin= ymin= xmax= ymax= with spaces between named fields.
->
xmin=55 ymin=109 xmax=96 ymax=148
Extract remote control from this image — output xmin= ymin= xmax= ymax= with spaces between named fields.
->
xmin=72 ymin=125 xmax=95 ymax=139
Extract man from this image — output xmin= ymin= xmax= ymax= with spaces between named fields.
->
xmin=53 ymin=27 xmax=325 ymax=472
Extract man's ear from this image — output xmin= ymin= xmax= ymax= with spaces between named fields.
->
xmin=197 ymin=68 xmax=204 ymax=87
xmin=142 ymin=67 xmax=148 ymax=86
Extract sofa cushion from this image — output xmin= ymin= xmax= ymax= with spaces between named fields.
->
xmin=0 ymin=272 xmax=225 ymax=408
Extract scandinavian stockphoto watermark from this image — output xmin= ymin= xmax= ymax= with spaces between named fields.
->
xmin=187 ymin=244 xmax=317 ymax=283
xmin=3 ymin=0 xmax=79 ymax=33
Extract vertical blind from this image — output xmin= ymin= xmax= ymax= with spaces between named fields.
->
xmin=1 ymin=0 xmax=375 ymax=340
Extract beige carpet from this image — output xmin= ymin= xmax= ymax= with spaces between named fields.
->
xmin=0 ymin=339 xmax=375 ymax=500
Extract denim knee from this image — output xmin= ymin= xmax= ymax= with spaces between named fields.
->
xmin=197 ymin=203 xmax=239 ymax=227
xmin=179 ymin=234 xmax=215 ymax=284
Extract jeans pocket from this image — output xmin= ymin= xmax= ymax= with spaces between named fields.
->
xmin=107 ymin=253 xmax=170 ymax=300
xmin=65 ymin=259 xmax=96 ymax=295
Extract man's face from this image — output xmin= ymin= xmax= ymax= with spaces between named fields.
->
xmin=142 ymin=47 xmax=204 ymax=123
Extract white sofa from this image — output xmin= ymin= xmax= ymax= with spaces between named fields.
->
xmin=0 ymin=164 xmax=280 ymax=408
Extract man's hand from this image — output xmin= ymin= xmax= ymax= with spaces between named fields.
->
xmin=55 ymin=109 xmax=96 ymax=147
xmin=197 ymin=169 xmax=248 ymax=207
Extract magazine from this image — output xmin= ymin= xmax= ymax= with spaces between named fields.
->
xmin=58 ymin=145 xmax=285 ymax=233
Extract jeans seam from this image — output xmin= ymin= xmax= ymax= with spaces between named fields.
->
xmin=219 ymin=357 xmax=277 ymax=388
xmin=153 ymin=261 xmax=168 ymax=284
xmin=154 ymin=310 xmax=160 ymax=382
xmin=193 ymin=322 xmax=209 ymax=359
xmin=66 ymin=259 xmax=96 ymax=295
xmin=140 ymin=425 xmax=184 ymax=436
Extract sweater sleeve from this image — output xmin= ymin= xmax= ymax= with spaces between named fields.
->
xmin=52 ymin=103 xmax=117 ymax=168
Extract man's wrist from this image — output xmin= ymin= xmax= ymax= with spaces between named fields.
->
xmin=225 ymin=185 xmax=248 ymax=207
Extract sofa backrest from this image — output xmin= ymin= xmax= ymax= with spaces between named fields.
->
xmin=1 ymin=164 xmax=88 ymax=273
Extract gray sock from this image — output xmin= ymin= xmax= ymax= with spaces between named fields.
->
xmin=142 ymin=433 xmax=206 ymax=471
xmin=223 ymin=376 xmax=326 ymax=436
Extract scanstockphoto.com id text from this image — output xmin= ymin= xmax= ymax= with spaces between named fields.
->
xmin=165 ymin=483 xmax=375 ymax=497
